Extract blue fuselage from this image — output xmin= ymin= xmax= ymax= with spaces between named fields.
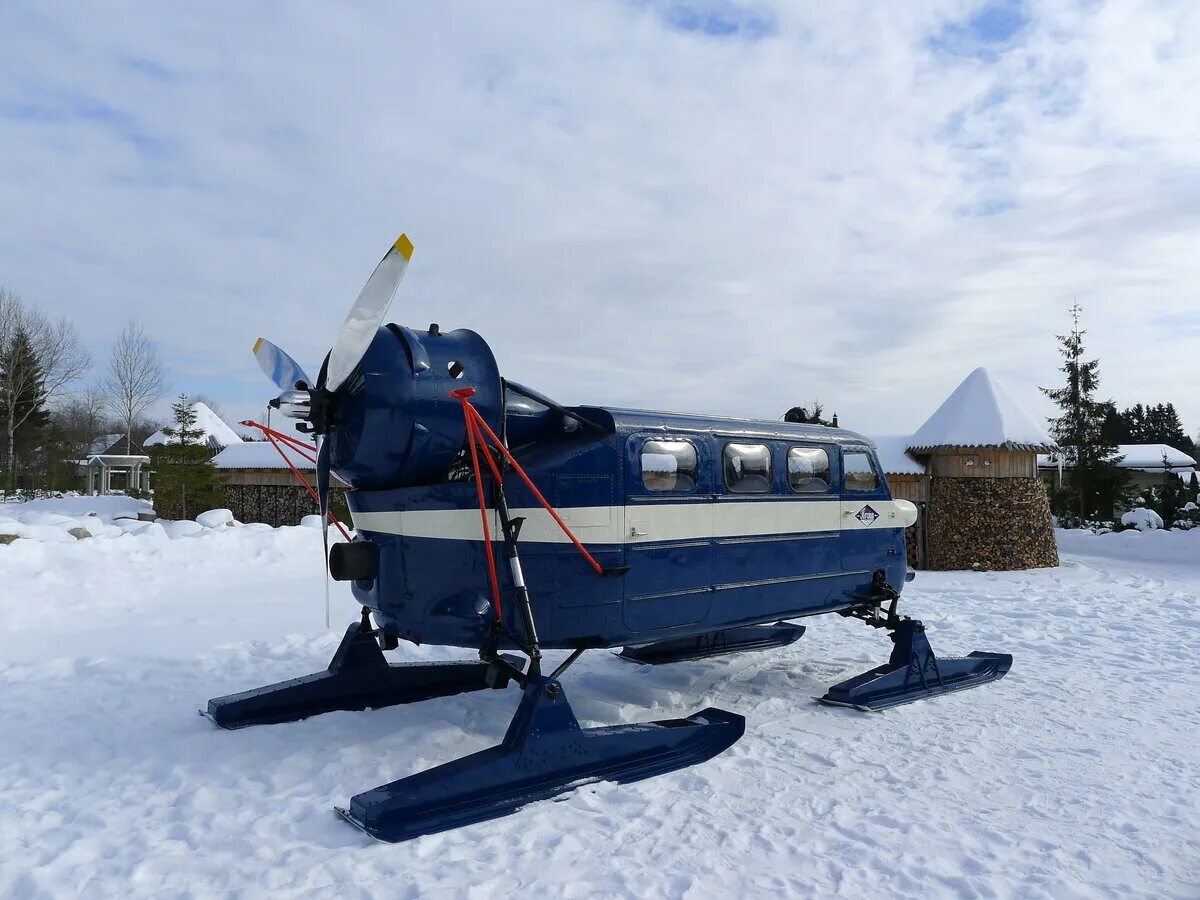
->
xmin=346 ymin=407 xmax=908 ymax=651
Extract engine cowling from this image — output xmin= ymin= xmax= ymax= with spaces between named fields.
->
xmin=327 ymin=324 xmax=503 ymax=489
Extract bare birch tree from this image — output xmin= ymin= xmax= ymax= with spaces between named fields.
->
xmin=101 ymin=320 xmax=167 ymax=455
xmin=58 ymin=386 xmax=110 ymax=461
xmin=0 ymin=288 xmax=91 ymax=487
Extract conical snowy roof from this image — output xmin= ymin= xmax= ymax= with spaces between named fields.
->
xmin=144 ymin=402 xmax=245 ymax=451
xmin=908 ymin=368 xmax=1054 ymax=453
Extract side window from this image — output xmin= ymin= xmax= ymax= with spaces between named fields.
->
xmin=723 ymin=443 xmax=771 ymax=494
xmin=843 ymin=450 xmax=878 ymax=491
xmin=788 ymin=447 xmax=831 ymax=493
xmin=641 ymin=440 xmax=697 ymax=492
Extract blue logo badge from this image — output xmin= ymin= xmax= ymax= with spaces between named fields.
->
xmin=855 ymin=505 xmax=879 ymax=526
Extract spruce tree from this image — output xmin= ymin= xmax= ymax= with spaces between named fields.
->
xmin=149 ymin=395 xmax=224 ymax=519
xmin=1150 ymin=451 xmax=1191 ymax=527
xmin=0 ymin=326 xmax=51 ymax=486
xmin=1041 ymin=304 xmax=1128 ymax=521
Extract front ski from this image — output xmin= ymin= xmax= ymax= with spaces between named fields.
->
xmin=335 ymin=675 xmax=745 ymax=842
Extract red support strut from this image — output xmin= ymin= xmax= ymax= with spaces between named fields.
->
xmin=449 ymin=388 xmax=605 ymax=577
xmin=240 ymin=419 xmax=351 ymax=542
xmin=454 ymin=394 xmax=505 ymax=623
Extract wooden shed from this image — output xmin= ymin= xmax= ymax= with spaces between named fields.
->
xmin=212 ymin=441 xmax=347 ymax=527
xmin=906 ymin=368 xmax=1058 ymax=571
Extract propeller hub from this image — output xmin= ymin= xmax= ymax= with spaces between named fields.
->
xmin=271 ymin=389 xmax=313 ymax=421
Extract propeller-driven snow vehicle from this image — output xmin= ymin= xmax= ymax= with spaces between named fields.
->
xmin=205 ymin=234 xmax=1012 ymax=843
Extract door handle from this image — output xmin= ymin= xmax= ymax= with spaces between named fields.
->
xmin=630 ymin=525 xmax=648 ymax=537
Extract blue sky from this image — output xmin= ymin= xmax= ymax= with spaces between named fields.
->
xmin=1 ymin=0 xmax=1198 ymax=436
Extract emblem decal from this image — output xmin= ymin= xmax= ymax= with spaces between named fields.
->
xmin=855 ymin=505 xmax=879 ymax=526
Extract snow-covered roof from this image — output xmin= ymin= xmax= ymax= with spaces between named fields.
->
xmin=1039 ymin=444 xmax=1197 ymax=473
xmin=1115 ymin=444 xmax=1196 ymax=470
xmin=212 ymin=440 xmax=317 ymax=470
xmin=144 ymin=403 xmax=244 ymax=451
xmin=89 ymin=433 xmax=124 ymax=456
xmin=908 ymin=367 xmax=1055 ymax=453
xmin=869 ymin=435 xmax=926 ymax=475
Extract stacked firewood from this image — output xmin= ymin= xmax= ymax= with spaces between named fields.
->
xmin=928 ymin=477 xmax=1058 ymax=571
xmin=221 ymin=483 xmax=348 ymax=528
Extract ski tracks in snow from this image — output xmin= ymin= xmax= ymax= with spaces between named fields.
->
xmin=1 ymin=529 xmax=1199 ymax=898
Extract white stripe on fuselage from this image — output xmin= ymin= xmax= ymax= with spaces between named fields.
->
xmin=351 ymin=499 xmax=912 ymax=544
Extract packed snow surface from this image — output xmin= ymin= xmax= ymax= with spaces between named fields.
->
xmin=909 ymin=367 xmax=1054 ymax=451
xmin=144 ymin=402 xmax=244 ymax=451
xmin=2 ymin=506 xmax=1199 ymax=897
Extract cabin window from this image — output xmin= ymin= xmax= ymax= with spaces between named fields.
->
xmin=641 ymin=440 xmax=697 ymax=492
xmin=723 ymin=443 xmax=771 ymax=494
xmin=787 ymin=447 xmax=831 ymax=493
xmin=843 ymin=450 xmax=878 ymax=491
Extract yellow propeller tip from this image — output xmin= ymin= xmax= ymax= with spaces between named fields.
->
xmin=252 ymin=337 xmax=264 ymax=354
xmin=393 ymin=233 xmax=414 ymax=261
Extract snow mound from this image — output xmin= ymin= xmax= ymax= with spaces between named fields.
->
xmin=909 ymin=367 xmax=1054 ymax=451
xmin=1121 ymin=507 xmax=1164 ymax=531
xmin=196 ymin=508 xmax=236 ymax=528
xmin=159 ymin=519 xmax=205 ymax=539
xmin=144 ymin=402 xmax=244 ymax=451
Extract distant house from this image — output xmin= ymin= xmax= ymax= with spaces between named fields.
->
xmin=212 ymin=440 xmax=347 ymax=527
xmin=869 ymin=367 xmax=1059 ymax=571
xmin=80 ymin=433 xmax=151 ymax=496
xmin=1038 ymin=444 xmax=1197 ymax=497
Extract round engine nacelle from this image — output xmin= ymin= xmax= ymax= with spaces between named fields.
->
xmin=327 ymin=324 xmax=503 ymax=489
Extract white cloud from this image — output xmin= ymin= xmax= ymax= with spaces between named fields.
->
xmin=0 ymin=0 xmax=1197 ymax=436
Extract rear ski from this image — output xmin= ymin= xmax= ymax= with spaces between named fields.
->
xmin=204 ymin=611 xmax=520 ymax=729
xmin=818 ymin=618 xmax=1012 ymax=711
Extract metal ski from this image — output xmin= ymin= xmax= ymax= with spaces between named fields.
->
xmin=204 ymin=610 xmax=520 ymax=729
xmin=619 ymin=622 xmax=806 ymax=665
xmin=818 ymin=619 xmax=1012 ymax=711
xmin=335 ymin=674 xmax=745 ymax=842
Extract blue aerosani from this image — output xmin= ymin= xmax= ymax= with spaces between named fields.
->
xmin=207 ymin=236 xmax=1011 ymax=843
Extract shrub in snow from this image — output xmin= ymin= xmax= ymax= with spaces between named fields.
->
xmin=196 ymin=508 xmax=235 ymax=528
xmin=1121 ymin=507 xmax=1164 ymax=532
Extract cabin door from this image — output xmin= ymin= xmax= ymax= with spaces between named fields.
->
xmin=838 ymin=446 xmax=896 ymax=578
xmin=622 ymin=434 xmax=714 ymax=633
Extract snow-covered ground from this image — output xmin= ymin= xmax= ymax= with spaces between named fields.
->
xmin=2 ymin=504 xmax=1198 ymax=898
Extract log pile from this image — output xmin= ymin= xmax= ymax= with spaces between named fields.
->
xmin=928 ymin=477 xmax=1058 ymax=571
xmin=222 ymin=483 xmax=347 ymax=528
